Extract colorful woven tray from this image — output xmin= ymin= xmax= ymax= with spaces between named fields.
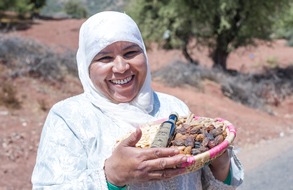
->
xmin=135 ymin=114 xmax=236 ymax=173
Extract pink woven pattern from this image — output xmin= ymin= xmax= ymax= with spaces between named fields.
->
xmin=209 ymin=140 xmax=229 ymax=158
xmin=227 ymin=124 xmax=236 ymax=136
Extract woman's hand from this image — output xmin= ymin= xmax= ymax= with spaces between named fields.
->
xmin=104 ymin=128 xmax=187 ymax=186
xmin=209 ymin=150 xmax=231 ymax=181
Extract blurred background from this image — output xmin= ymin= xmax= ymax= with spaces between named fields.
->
xmin=0 ymin=0 xmax=293 ymax=189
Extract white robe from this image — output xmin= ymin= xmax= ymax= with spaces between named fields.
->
xmin=31 ymin=92 xmax=243 ymax=190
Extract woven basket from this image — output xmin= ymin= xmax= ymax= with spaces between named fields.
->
xmin=135 ymin=114 xmax=236 ymax=173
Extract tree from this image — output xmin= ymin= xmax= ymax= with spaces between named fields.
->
xmin=64 ymin=0 xmax=88 ymax=19
xmin=273 ymin=2 xmax=293 ymax=46
xmin=126 ymin=0 xmax=291 ymax=70
xmin=30 ymin=0 xmax=47 ymax=17
xmin=0 ymin=0 xmax=18 ymax=12
xmin=0 ymin=0 xmax=46 ymax=19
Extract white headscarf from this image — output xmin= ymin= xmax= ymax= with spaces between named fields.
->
xmin=76 ymin=11 xmax=155 ymax=127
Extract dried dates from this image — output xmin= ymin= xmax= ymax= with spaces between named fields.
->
xmin=168 ymin=115 xmax=227 ymax=155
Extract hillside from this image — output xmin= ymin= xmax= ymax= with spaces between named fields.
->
xmin=0 ymin=18 xmax=293 ymax=189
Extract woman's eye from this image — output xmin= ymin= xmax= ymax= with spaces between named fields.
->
xmin=124 ymin=51 xmax=139 ymax=58
xmin=98 ymin=56 xmax=112 ymax=62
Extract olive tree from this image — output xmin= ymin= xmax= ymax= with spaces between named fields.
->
xmin=273 ymin=2 xmax=293 ymax=46
xmin=0 ymin=0 xmax=46 ymax=19
xmin=126 ymin=0 xmax=291 ymax=70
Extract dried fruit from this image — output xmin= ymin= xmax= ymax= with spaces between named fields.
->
xmin=168 ymin=115 xmax=228 ymax=156
xmin=191 ymin=148 xmax=201 ymax=155
xmin=207 ymin=140 xmax=216 ymax=148
xmin=183 ymin=146 xmax=192 ymax=155
xmin=214 ymin=134 xmax=224 ymax=145
xmin=185 ymin=135 xmax=195 ymax=147
xmin=117 ymin=114 xmax=230 ymax=157
xmin=201 ymin=137 xmax=209 ymax=147
xmin=211 ymin=127 xmax=224 ymax=137
xmin=195 ymin=134 xmax=204 ymax=142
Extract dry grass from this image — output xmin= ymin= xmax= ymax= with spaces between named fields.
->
xmin=0 ymin=34 xmax=77 ymax=82
xmin=0 ymin=34 xmax=78 ymax=110
xmin=0 ymin=80 xmax=21 ymax=109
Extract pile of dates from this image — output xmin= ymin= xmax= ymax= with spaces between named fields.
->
xmin=168 ymin=116 xmax=227 ymax=155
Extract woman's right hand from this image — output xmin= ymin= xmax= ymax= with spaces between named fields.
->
xmin=104 ymin=128 xmax=188 ymax=186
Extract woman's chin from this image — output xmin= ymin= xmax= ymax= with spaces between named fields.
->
xmin=113 ymin=96 xmax=134 ymax=103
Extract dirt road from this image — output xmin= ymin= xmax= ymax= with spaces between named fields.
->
xmin=237 ymin=134 xmax=293 ymax=190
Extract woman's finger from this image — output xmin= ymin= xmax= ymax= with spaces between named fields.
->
xmin=141 ymin=147 xmax=181 ymax=160
xmin=144 ymin=154 xmax=187 ymax=170
xmin=119 ymin=128 xmax=142 ymax=148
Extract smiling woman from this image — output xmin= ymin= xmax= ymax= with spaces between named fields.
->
xmin=89 ymin=41 xmax=147 ymax=103
xmin=31 ymin=11 xmax=243 ymax=190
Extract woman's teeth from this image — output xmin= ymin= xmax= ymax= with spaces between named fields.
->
xmin=111 ymin=76 xmax=132 ymax=85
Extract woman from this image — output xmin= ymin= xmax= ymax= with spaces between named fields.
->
xmin=31 ymin=11 xmax=243 ymax=189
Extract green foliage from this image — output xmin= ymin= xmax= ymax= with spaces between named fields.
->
xmin=85 ymin=0 xmax=124 ymax=15
xmin=0 ymin=0 xmax=16 ymax=11
xmin=39 ymin=0 xmax=65 ymax=18
xmin=30 ymin=0 xmax=47 ymax=16
xmin=273 ymin=2 xmax=293 ymax=46
xmin=0 ymin=0 xmax=46 ymax=18
xmin=126 ymin=0 xmax=292 ymax=70
xmin=40 ymin=0 xmax=125 ymax=18
xmin=31 ymin=0 xmax=46 ymax=9
xmin=64 ymin=0 xmax=88 ymax=19
xmin=14 ymin=0 xmax=34 ymax=18
xmin=0 ymin=0 xmax=33 ymax=16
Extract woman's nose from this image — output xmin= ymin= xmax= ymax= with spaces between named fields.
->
xmin=112 ymin=56 xmax=130 ymax=73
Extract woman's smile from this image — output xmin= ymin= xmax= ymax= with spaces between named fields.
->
xmin=110 ymin=75 xmax=134 ymax=85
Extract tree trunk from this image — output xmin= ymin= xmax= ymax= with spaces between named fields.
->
xmin=211 ymin=47 xmax=228 ymax=70
xmin=183 ymin=45 xmax=198 ymax=65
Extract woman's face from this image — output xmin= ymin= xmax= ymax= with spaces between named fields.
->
xmin=89 ymin=41 xmax=147 ymax=103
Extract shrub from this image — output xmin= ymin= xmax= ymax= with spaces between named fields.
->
xmin=0 ymin=81 xmax=21 ymax=109
xmin=64 ymin=0 xmax=88 ymax=19
xmin=153 ymin=62 xmax=202 ymax=88
xmin=153 ymin=61 xmax=293 ymax=111
xmin=37 ymin=98 xmax=48 ymax=111
xmin=0 ymin=34 xmax=77 ymax=81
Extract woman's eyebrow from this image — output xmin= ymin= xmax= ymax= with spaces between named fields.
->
xmin=96 ymin=51 xmax=111 ymax=56
xmin=123 ymin=44 xmax=140 ymax=50
xmin=96 ymin=44 xmax=141 ymax=57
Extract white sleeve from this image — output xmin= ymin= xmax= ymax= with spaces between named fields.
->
xmin=230 ymin=147 xmax=244 ymax=186
xmin=31 ymin=109 xmax=108 ymax=190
